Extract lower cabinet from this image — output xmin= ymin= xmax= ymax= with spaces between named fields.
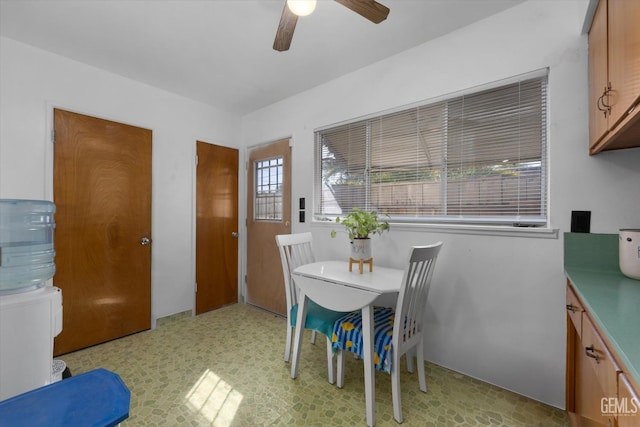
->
xmin=566 ymin=281 xmax=639 ymax=427
xmin=617 ymin=373 xmax=640 ymax=427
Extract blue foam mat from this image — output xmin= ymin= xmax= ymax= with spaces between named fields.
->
xmin=0 ymin=368 xmax=130 ymax=427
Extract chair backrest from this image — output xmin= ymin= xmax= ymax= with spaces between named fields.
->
xmin=275 ymin=232 xmax=316 ymax=314
xmin=393 ymin=242 xmax=443 ymax=350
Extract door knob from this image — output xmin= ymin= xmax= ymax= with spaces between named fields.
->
xmin=231 ymin=232 xmax=239 ymax=238
xmin=140 ymin=237 xmax=151 ymax=245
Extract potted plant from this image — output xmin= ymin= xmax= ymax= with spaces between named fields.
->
xmin=331 ymin=208 xmax=390 ymax=268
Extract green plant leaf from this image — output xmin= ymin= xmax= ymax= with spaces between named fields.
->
xmin=330 ymin=207 xmax=389 ymax=240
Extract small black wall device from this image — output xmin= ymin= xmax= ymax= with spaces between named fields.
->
xmin=571 ymin=210 xmax=591 ymax=233
xmin=299 ymin=198 xmax=306 ymax=223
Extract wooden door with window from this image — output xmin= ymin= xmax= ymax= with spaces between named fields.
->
xmin=246 ymin=139 xmax=291 ymax=316
xmin=195 ymin=141 xmax=239 ymax=314
xmin=53 ymin=108 xmax=152 ymax=356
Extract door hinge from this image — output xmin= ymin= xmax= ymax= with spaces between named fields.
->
xmin=244 ymin=274 xmax=247 ymax=284
xmin=195 ymin=155 xmax=198 ymax=166
xmin=51 ymin=129 xmax=55 ymax=143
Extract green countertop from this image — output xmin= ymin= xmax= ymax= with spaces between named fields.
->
xmin=564 ymin=232 xmax=640 ymax=390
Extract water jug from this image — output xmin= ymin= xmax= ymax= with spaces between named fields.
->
xmin=0 ymin=199 xmax=56 ymax=293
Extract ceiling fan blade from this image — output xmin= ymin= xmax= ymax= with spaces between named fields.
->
xmin=273 ymin=2 xmax=298 ymax=52
xmin=334 ymin=0 xmax=390 ymax=24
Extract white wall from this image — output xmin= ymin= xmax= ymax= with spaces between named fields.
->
xmin=241 ymin=0 xmax=640 ymax=408
xmin=0 ymin=36 xmax=241 ymax=321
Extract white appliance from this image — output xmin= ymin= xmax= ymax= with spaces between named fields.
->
xmin=0 ymin=285 xmax=63 ymax=400
xmin=0 ymin=199 xmax=61 ymax=401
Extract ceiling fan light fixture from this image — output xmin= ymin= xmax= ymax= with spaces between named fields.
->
xmin=286 ymin=0 xmax=317 ymax=17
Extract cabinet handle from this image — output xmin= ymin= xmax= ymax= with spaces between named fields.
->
xmin=597 ymin=94 xmax=608 ymax=117
xmin=597 ymin=93 xmax=605 ymax=111
xmin=597 ymin=94 xmax=611 ymax=118
xmin=585 ymin=345 xmax=600 ymax=364
xmin=566 ymin=304 xmax=577 ymax=313
xmin=601 ymin=84 xmax=613 ymax=108
xmin=596 ymin=84 xmax=613 ymax=118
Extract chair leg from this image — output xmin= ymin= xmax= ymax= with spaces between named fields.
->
xmin=391 ymin=362 xmax=403 ymax=423
xmin=310 ymin=330 xmax=317 ymax=345
xmin=417 ymin=342 xmax=427 ymax=393
xmin=406 ymin=347 xmax=415 ymax=373
xmin=291 ymin=295 xmax=309 ymax=380
xmin=336 ymin=349 xmax=345 ymax=388
xmin=325 ymin=337 xmax=335 ymax=384
xmin=284 ymin=324 xmax=293 ymax=362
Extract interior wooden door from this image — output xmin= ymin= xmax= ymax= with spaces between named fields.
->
xmin=53 ymin=108 xmax=152 ymax=356
xmin=195 ymin=141 xmax=239 ymax=314
xmin=246 ymin=139 xmax=291 ymax=316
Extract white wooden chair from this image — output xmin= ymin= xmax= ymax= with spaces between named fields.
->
xmin=333 ymin=242 xmax=443 ymax=423
xmin=276 ymin=232 xmax=349 ymax=384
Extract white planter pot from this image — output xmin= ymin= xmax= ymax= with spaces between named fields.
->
xmin=350 ymin=238 xmax=372 ymax=260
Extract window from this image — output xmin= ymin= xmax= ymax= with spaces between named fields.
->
xmin=314 ymin=70 xmax=548 ymax=227
xmin=254 ymin=157 xmax=283 ymax=221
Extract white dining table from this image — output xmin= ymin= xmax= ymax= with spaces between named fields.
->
xmin=291 ymin=260 xmax=404 ymax=427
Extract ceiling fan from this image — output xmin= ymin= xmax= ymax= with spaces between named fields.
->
xmin=273 ymin=0 xmax=390 ymax=52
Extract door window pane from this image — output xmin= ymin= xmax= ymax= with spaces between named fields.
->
xmin=254 ymin=157 xmax=283 ymax=221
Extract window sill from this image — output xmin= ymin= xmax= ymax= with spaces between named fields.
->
xmin=312 ymin=220 xmax=559 ymax=239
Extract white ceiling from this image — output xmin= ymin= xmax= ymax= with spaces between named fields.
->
xmin=0 ymin=0 xmax=524 ymax=115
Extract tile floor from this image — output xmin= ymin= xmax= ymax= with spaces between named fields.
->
xmin=61 ymin=303 xmax=569 ymax=426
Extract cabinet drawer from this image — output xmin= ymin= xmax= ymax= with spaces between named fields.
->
xmin=581 ymin=314 xmax=620 ymax=400
xmin=617 ymin=373 xmax=640 ymax=427
xmin=566 ymin=284 xmax=584 ymax=338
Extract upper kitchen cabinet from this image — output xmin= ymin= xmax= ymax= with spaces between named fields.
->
xmin=588 ymin=0 xmax=640 ymax=154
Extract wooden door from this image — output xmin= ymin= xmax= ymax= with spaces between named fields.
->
xmin=195 ymin=141 xmax=239 ymax=314
xmin=53 ymin=109 xmax=152 ymax=355
xmin=245 ymin=139 xmax=291 ymax=316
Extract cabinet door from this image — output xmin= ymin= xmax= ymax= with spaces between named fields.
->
xmin=567 ymin=283 xmax=585 ymax=338
xmin=573 ymin=313 xmax=619 ymax=427
xmin=574 ymin=331 xmax=615 ymax=426
xmin=618 ymin=373 xmax=640 ymax=427
xmin=607 ymin=0 xmax=640 ymax=128
xmin=588 ymin=0 xmax=609 ymax=149
xmin=582 ymin=314 xmax=620 ymax=400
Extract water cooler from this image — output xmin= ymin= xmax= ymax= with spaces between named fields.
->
xmin=0 ymin=199 xmax=63 ymax=401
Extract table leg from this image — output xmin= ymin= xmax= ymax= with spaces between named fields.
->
xmin=291 ymin=293 xmax=308 ymax=379
xmin=362 ymin=304 xmax=376 ymax=426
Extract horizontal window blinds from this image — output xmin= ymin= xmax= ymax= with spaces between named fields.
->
xmin=315 ymin=71 xmax=547 ymax=226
